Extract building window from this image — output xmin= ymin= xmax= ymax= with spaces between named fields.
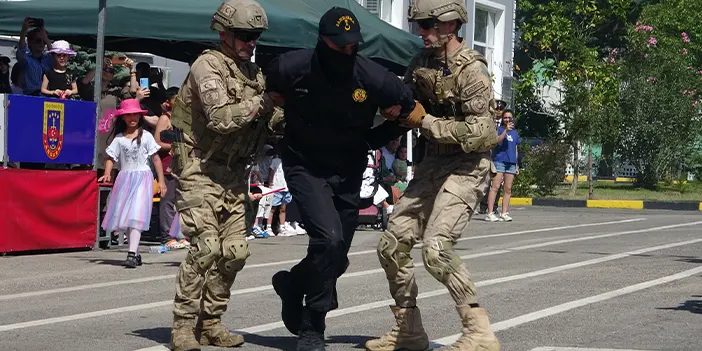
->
xmin=358 ymin=0 xmax=381 ymax=16
xmin=473 ymin=8 xmax=496 ymax=71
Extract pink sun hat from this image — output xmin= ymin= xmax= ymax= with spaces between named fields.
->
xmin=48 ymin=40 xmax=77 ymax=56
xmin=98 ymin=99 xmax=148 ymax=134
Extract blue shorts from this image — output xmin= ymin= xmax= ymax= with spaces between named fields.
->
xmin=272 ymin=191 xmax=292 ymax=206
xmin=494 ymin=161 xmax=517 ymax=174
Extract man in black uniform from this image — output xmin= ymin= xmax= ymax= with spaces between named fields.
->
xmin=264 ymin=7 xmax=425 ymax=351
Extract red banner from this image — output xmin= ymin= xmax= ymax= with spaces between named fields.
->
xmin=0 ymin=168 xmax=97 ymax=253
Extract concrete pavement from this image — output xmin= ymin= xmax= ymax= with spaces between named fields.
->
xmin=0 ymin=207 xmax=700 ymax=351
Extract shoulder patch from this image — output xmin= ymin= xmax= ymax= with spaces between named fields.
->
xmin=200 ymin=78 xmax=222 ymax=106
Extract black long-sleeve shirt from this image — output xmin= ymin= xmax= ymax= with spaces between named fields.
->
xmin=266 ymin=48 xmax=414 ymax=176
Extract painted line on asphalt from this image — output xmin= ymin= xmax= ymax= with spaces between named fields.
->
xmin=0 ymin=221 xmax=692 ymax=333
xmin=0 ymin=218 xmax=644 ymax=301
xmin=128 ymin=236 xmax=702 ymax=351
xmin=430 ymin=266 xmax=702 ymax=347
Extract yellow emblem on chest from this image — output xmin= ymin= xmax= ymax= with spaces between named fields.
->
xmin=352 ymin=88 xmax=367 ymax=102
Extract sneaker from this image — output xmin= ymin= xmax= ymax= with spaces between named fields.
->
xmin=253 ymin=226 xmax=268 ymax=239
xmin=165 ymin=239 xmax=184 ymax=250
xmin=278 ymin=227 xmax=295 ymax=237
xmin=178 ymin=238 xmax=191 ymax=248
xmin=245 ymin=235 xmax=256 ymax=241
xmin=292 ymin=222 xmax=307 ymax=235
xmin=500 ymin=212 xmax=513 ymax=222
xmin=484 ymin=212 xmax=500 ymax=222
xmin=266 ymin=227 xmax=276 ymax=237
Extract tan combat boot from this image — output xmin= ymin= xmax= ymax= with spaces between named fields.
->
xmin=440 ymin=306 xmax=500 ymax=351
xmin=364 ymin=306 xmax=429 ymax=351
xmin=171 ymin=316 xmax=201 ymax=351
xmin=195 ymin=316 xmax=245 ymax=347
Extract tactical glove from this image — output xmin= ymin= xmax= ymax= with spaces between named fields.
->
xmin=401 ymin=100 xmax=426 ymax=128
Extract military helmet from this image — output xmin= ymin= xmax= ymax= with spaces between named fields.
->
xmin=408 ymin=0 xmax=468 ymax=24
xmin=211 ymin=0 xmax=269 ymax=32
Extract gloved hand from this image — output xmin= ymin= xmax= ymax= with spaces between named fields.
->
xmin=401 ymin=100 xmax=426 ymax=128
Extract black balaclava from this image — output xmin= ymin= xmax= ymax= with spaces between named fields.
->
xmin=315 ymin=38 xmax=358 ymax=82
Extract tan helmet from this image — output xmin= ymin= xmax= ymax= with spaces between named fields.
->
xmin=211 ymin=0 xmax=269 ymax=32
xmin=407 ymin=0 xmax=468 ymax=24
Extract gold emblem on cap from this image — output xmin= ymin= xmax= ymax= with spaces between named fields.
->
xmin=352 ymin=88 xmax=367 ymax=102
xmin=336 ymin=15 xmax=355 ymax=31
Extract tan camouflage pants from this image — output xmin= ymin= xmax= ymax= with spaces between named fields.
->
xmin=171 ymin=152 xmax=249 ymax=319
xmin=380 ymin=154 xmax=493 ymax=308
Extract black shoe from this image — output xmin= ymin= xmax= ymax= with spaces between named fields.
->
xmin=272 ymin=270 xmax=303 ymax=335
xmin=296 ymin=308 xmax=326 ymax=351
xmin=124 ymin=252 xmax=142 ymax=268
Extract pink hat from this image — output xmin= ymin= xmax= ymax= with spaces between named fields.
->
xmin=48 ymin=40 xmax=77 ymax=56
xmin=117 ymin=98 xmax=148 ymax=115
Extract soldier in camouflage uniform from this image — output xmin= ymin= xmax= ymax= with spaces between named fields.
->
xmin=365 ymin=0 xmax=501 ymax=350
xmin=168 ymin=1 xmax=282 ymax=350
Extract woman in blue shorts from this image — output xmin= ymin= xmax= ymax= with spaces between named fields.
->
xmin=486 ymin=110 xmax=520 ymax=222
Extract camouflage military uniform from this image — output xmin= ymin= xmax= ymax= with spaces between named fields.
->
xmin=168 ymin=1 xmax=282 ymax=351
xmin=366 ymin=1 xmax=500 ymax=350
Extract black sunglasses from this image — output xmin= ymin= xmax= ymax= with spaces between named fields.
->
xmin=417 ymin=19 xmax=436 ymax=30
xmin=233 ymin=31 xmax=262 ymax=42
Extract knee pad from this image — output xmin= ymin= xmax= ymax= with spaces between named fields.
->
xmin=217 ymin=239 xmax=251 ymax=276
xmin=422 ymin=239 xmax=463 ymax=283
xmin=377 ymin=231 xmax=412 ymax=277
xmin=186 ymin=232 xmax=221 ymax=275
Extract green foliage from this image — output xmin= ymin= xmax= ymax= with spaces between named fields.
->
xmin=66 ymin=45 xmax=126 ymax=80
xmin=513 ymin=141 xmax=571 ymax=196
xmin=616 ymin=0 xmax=702 ymax=189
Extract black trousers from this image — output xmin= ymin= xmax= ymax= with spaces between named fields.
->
xmin=284 ymin=163 xmax=362 ymax=313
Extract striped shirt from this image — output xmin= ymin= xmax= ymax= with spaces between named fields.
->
xmin=15 ymin=44 xmax=52 ymax=94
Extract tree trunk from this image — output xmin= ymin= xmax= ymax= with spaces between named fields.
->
xmin=570 ymin=141 xmax=579 ymax=195
xmin=587 ymin=142 xmax=594 ymax=200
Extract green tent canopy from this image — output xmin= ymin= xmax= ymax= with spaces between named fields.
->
xmin=0 ymin=0 xmax=422 ymax=69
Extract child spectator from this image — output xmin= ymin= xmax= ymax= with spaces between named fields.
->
xmin=267 ymin=149 xmax=294 ymax=237
xmin=16 ymin=18 xmax=52 ymax=95
xmin=40 ymin=40 xmax=78 ymax=99
xmin=0 ymin=55 xmax=11 ymax=94
xmin=99 ymin=99 xmax=167 ymax=268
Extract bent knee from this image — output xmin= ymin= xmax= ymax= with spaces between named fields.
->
xmin=217 ymin=239 xmax=251 ymax=276
xmin=421 ymin=238 xmax=462 ymax=283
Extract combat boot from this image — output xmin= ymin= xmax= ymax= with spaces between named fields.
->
xmin=439 ymin=306 xmax=500 ymax=351
xmin=195 ymin=315 xmax=245 ymax=347
xmin=364 ymin=306 xmax=429 ymax=351
xmin=170 ymin=316 xmax=201 ymax=351
xmin=296 ymin=307 xmax=326 ymax=351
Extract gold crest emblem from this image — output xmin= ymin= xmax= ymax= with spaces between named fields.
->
xmin=352 ymin=88 xmax=367 ymax=102
xmin=336 ymin=15 xmax=355 ymax=31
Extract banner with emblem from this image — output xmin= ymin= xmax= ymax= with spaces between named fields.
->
xmin=6 ymin=95 xmax=97 ymax=164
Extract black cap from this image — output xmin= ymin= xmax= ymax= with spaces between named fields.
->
xmin=495 ymin=99 xmax=507 ymax=110
xmin=319 ymin=7 xmax=364 ymax=47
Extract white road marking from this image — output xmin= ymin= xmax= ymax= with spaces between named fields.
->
xmin=430 ymin=266 xmax=702 ymax=347
xmin=0 ymin=221 xmax=694 ymax=333
xmin=0 ymin=218 xmax=645 ymax=301
xmin=530 ymin=348 xmax=655 ymax=351
xmin=132 ymin=238 xmax=702 ymax=351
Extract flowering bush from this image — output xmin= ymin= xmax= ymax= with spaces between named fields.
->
xmin=617 ymin=0 xmax=702 ymax=189
xmin=512 ymin=141 xmax=570 ymax=197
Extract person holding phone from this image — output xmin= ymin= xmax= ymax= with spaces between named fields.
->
xmin=16 ymin=17 xmax=52 ymax=96
xmin=485 ymin=109 xmax=520 ymax=222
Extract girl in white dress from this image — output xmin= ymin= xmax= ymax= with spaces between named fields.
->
xmin=99 ymin=99 xmax=167 ymax=268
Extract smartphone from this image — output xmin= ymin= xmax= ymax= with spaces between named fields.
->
xmin=28 ymin=17 xmax=44 ymax=28
xmin=110 ymin=55 xmax=127 ymax=65
xmin=139 ymin=77 xmax=150 ymax=90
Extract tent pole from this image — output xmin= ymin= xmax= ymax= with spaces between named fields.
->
xmin=94 ymin=0 xmax=107 ymax=250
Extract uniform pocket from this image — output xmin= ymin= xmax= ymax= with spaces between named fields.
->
xmin=176 ymin=196 xmax=205 ymax=238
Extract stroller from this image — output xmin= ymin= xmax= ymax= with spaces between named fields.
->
xmin=358 ymin=150 xmax=390 ymax=231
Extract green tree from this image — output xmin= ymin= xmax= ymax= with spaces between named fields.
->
xmin=67 ymin=46 xmax=126 ymax=82
xmin=516 ymin=0 xmax=632 ymax=196
xmin=617 ymin=0 xmax=702 ymax=189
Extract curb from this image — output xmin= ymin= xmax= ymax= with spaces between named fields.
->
xmin=499 ymin=198 xmax=702 ymax=212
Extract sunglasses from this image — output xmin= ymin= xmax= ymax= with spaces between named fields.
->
xmin=417 ymin=19 xmax=436 ymax=30
xmin=233 ymin=31 xmax=262 ymax=43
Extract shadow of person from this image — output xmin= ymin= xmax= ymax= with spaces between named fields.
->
xmin=129 ymin=327 xmax=170 ymax=344
xmin=656 ymin=299 xmax=702 ymax=314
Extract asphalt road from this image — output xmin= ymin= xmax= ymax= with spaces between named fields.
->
xmin=1 ymin=207 xmax=701 ymax=351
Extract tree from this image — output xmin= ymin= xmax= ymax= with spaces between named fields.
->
xmin=617 ymin=0 xmax=702 ymax=189
xmin=67 ymin=46 xmax=126 ymax=83
xmin=516 ymin=0 xmax=632 ymax=196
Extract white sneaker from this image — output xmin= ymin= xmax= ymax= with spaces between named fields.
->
xmin=291 ymin=221 xmax=307 ymax=235
xmin=266 ymin=227 xmax=276 ymax=237
xmin=485 ymin=212 xmax=500 ymax=222
xmin=500 ymin=212 xmax=513 ymax=222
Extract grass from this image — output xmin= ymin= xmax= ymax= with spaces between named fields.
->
xmin=544 ymin=181 xmax=702 ymax=202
